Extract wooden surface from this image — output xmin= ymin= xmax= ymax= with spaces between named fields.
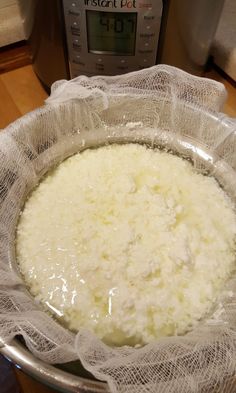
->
xmin=0 ymin=64 xmax=47 ymax=129
xmin=0 ymin=41 xmax=31 ymax=74
xmin=205 ymin=67 xmax=236 ymax=117
xmin=14 ymin=369 xmax=59 ymax=393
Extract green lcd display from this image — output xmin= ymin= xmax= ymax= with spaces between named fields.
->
xmin=86 ymin=10 xmax=137 ymax=55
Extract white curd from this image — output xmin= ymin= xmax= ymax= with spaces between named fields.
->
xmin=17 ymin=144 xmax=236 ymax=345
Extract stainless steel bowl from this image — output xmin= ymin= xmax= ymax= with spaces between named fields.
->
xmin=1 ymin=340 xmax=108 ymax=393
xmin=0 ymin=96 xmax=236 ymax=393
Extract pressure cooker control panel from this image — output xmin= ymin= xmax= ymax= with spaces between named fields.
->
xmin=62 ymin=0 xmax=163 ymax=77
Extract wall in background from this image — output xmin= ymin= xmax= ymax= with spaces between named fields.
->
xmin=0 ymin=0 xmax=25 ymax=47
xmin=0 ymin=1 xmax=18 ymax=8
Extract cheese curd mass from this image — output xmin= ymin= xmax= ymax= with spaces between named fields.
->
xmin=16 ymin=144 xmax=236 ymax=346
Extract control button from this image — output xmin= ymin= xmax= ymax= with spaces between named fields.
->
xmin=117 ymin=63 xmax=129 ymax=70
xmin=72 ymin=42 xmax=82 ymax=52
xmin=144 ymin=42 xmax=149 ymax=47
xmin=140 ymin=32 xmax=155 ymax=38
xmin=71 ymin=25 xmax=80 ymax=36
xmin=120 ymin=59 xmax=126 ymax=64
xmin=144 ymin=15 xmax=155 ymax=20
xmin=68 ymin=9 xmax=81 ymax=16
xmin=146 ymin=25 xmax=151 ymax=30
xmin=95 ymin=62 xmax=105 ymax=71
xmin=143 ymin=59 xmax=147 ymax=63
xmin=138 ymin=49 xmax=153 ymax=54
xmin=72 ymin=57 xmax=85 ymax=66
xmin=97 ymin=58 xmax=103 ymax=62
xmin=117 ymin=66 xmax=129 ymax=71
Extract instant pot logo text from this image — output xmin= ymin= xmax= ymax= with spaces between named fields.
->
xmin=84 ymin=0 xmax=137 ymax=8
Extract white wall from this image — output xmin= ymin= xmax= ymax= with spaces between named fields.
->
xmin=0 ymin=1 xmax=17 ymax=9
xmin=0 ymin=1 xmax=25 ymax=47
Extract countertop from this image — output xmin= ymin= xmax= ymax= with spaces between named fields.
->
xmin=0 ymin=64 xmax=47 ymax=129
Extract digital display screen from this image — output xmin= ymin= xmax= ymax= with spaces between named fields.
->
xmin=86 ymin=11 xmax=137 ymax=55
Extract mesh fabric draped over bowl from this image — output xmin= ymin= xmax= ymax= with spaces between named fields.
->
xmin=0 ymin=65 xmax=236 ymax=393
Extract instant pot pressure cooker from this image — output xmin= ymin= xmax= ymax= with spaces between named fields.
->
xmin=19 ymin=0 xmax=225 ymax=90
